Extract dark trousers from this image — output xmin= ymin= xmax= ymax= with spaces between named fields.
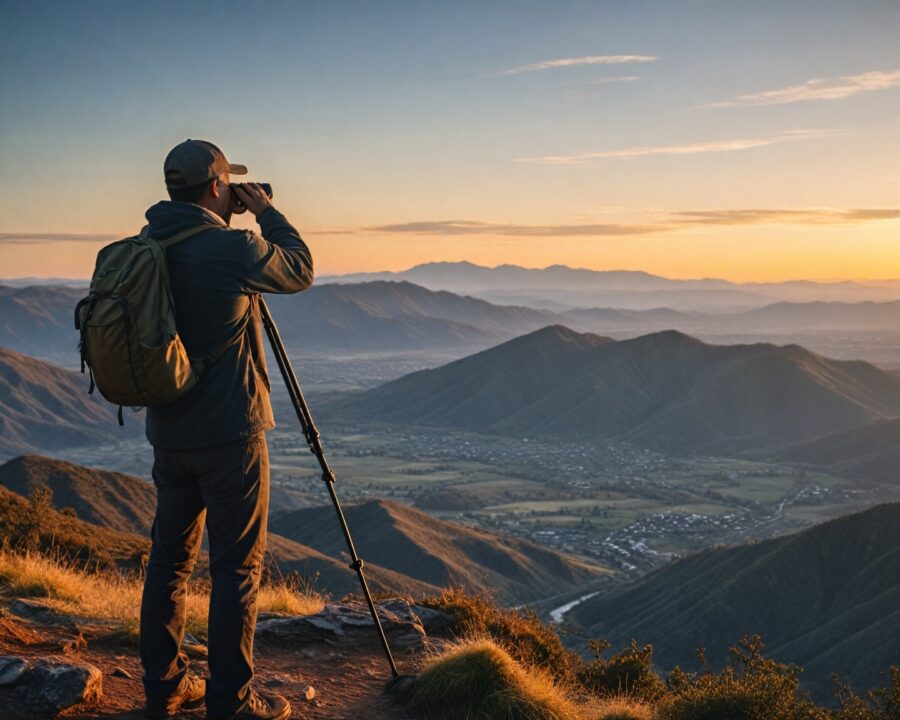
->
xmin=140 ymin=434 xmax=269 ymax=716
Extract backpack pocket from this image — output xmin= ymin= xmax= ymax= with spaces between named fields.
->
xmin=138 ymin=335 xmax=197 ymax=404
xmin=81 ymin=295 xmax=143 ymax=404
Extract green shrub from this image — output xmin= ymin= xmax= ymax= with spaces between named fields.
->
xmin=577 ymin=639 xmax=666 ymax=702
xmin=833 ymin=667 xmax=900 ymax=720
xmin=660 ymin=636 xmax=827 ymax=720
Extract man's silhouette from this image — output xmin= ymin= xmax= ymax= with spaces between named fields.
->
xmin=140 ymin=139 xmax=312 ymax=720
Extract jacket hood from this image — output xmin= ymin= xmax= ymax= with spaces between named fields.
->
xmin=145 ymin=201 xmax=228 ymax=240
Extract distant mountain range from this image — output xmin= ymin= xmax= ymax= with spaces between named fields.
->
xmin=269 ymin=498 xmax=603 ymax=604
xmin=569 ymin=502 xmax=900 ymax=701
xmin=264 ymin=280 xmax=553 ymax=351
xmin=321 ymin=261 xmax=900 ymax=311
xmin=0 ymin=347 xmax=140 ymax=456
xmin=2 ymin=281 xmax=898 ymax=365
xmin=0 ymin=455 xmax=603 ymax=603
xmin=330 ymin=325 xmax=900 ymax=454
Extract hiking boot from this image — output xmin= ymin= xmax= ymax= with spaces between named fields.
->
xmin=146 ymin=674 xmax=206 ymax=718
xmin=209 ymin=690 xmax=291 ymax=720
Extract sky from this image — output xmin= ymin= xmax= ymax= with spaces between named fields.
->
xmin=0 ymin=0 xmax=898 ymax=281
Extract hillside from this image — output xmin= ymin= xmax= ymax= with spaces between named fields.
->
xmin=331 ymin=325 xmax=900 ymax=454
xmin=269 ymin=498 xmax=605 ymax=605
xmin=0 ymin=455 xmax=589 ymax=603
xmin=0 ymin=456 xmax=436 ymax=598
xmin=0 ymin=284 xmax=85 ymax=361
xmin=732 ymin=299 xmax=900 ymax=330
xmin=0 ymin=348 xmax=138 ymax=456
xmin=0 ymin=456 xmax=156 ymax=535
xmin=768 ymin=418 xmax=900 ymax=485
xmin=570 ymin=502 xmax=900 ymax=701
xmin=0 ymin=484 xmax=147 ymax=566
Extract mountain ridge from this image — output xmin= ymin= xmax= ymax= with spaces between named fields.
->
xmin=569 ymin=501 xmax=900 ymax=701
xmin=330 ymin=326 xmax=900 ymax=453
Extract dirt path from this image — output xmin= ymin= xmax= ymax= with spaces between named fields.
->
xmin=0 ymin=616 xmax=421 ymax=719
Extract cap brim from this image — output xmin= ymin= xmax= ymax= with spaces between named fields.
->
xmin=227 ymin=163 xmax=248 ymax=175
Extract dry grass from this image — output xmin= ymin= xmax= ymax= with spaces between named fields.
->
xmin=591 ymin=695 xmax=655 ymax=719
xmin=411 ymin=637 xmax=582 ymax=720
xmin=0 ymin=549 xmax=324 ymax=638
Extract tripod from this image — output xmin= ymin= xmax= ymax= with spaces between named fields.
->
xmin=258 ymin=296 xmax=399 ymax=678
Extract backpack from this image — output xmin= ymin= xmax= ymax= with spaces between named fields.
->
xmin=74 ymin=224 xmax=235 ymax=424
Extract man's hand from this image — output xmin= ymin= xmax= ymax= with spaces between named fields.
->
xmin=233 ymin=183 xmax=273 ymax=217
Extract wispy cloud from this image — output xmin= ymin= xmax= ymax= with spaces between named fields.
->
xmin=708 ymin=69 xmax=900 ymax=108
xmin=516 ymin=129 xmax=842 ymax=166
xmin=672 ymin=208 xmax=900 ymax=225
xmin=501 ymin=55 xmax=656 ymax=76
xmin=566 ymin=75 xmax=642 ymax=86
xmin=367 ymin=208 xmax=897 ymax=238
xmin=0 ymin=232 xmax=117 ymax=245
xmin=368 ymin=220 xmax=664 ymax=237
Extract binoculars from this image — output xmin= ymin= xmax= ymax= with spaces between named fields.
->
xmin=232 ymin=182 xmax=273 ymax=210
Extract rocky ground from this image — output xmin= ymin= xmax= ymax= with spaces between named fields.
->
xmin=0 ymin=598 xmax=447 ymax=719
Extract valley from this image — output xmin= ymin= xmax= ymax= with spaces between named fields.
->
xmin=50 ymin=417 xmax=900 ymax=580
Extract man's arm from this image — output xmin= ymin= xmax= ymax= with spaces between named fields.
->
xmin=234 ymin=183 xmax=314 ymax=294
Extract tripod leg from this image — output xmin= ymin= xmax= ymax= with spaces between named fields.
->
xmin=258 ymin=297 xmax=400 ymax=678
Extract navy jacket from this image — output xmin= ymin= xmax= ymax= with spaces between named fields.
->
xmin=143 ymin=201 xmax=313 ymax=448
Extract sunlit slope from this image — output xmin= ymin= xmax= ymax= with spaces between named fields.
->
xmin=0 ymin=455 xmax=156 ymax=535
xmin=570 ymin=502 xmax=900 ymax=700
xmin=0 ymin=348 xmax=132 ymax=455
xmin=335 ymin=326 xmax=900 ymax=453
xmin=270 ymin=497 xmax=606 ymax=604
xmin=0 ymin=455 xmax=576 ymax=600
xmin=0 ymin=483 xmax=148 ymax=565
xmin=0 ymin=455 xmax=437 ymax=597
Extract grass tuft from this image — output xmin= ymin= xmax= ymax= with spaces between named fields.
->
xmin=411 ymin=638 xmax=580 ymax=720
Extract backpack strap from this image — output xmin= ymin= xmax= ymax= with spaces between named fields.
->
xmin=139 ymin=224 xmax=216 ymax=248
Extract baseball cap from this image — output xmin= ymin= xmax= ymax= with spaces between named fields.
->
xmin=164 ymin=139 xmax=248 ymax=187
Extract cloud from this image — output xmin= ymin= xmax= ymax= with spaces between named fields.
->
xmin=516 ymin=129 xmax=842 ymax=166
xmin=0 ymin=232 xmax=118 ymax=245
xmin=368 ymin=208 xmax=898 ymax=238
xmin=501 ymin=55 xmax=656 ymax=76
xmin=675 ymin=208 xmax=900 ymax=226
xmin=707 ymin=69 xmax=900 ymax=107
xmin=368 ymin=220 xmax=665 ymax=237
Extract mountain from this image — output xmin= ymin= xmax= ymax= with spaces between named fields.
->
xmin=768 ymin=419 xmax=900 ymax=485
xmin=269 ymin=498 xmax=605 ymax=605
xmin=332 ymin=326 xmax=900 ymax=453
xmin=569 ymin=502 xmax=900 ymax=701
xmin=0 ymin=348 xmax=138 ymax=456
xmin=0 ymin=281 xmax=554 ymax=359
xmin=320 ymin=262 xmax=900 ymax=310
xmin=265 ymin=280 xmax=554 ymax=351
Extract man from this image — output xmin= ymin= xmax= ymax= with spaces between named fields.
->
xmin=140 ymin=139 xmax=313 ymax=720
